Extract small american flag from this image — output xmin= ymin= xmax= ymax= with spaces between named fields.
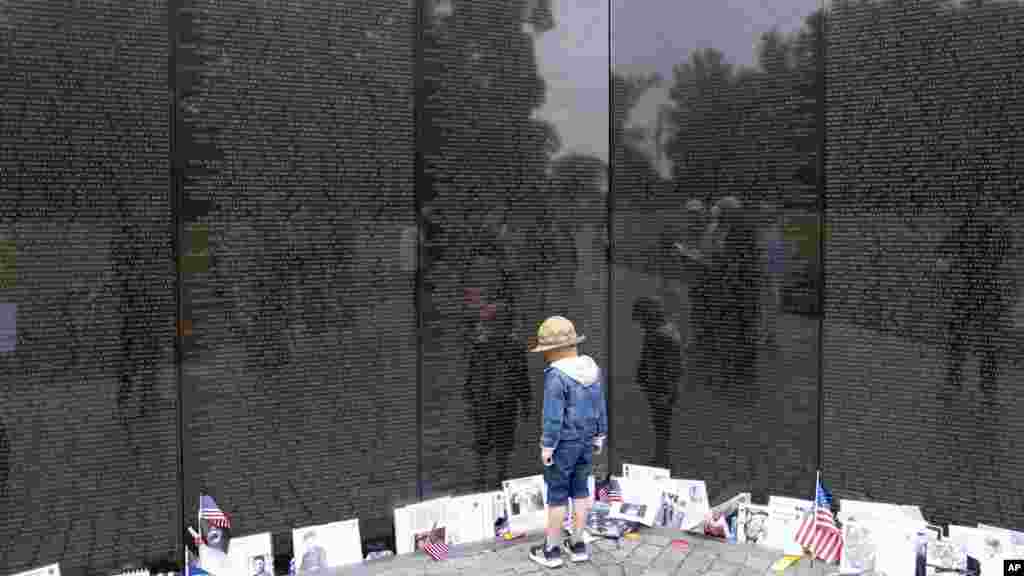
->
xmin=288 ymin=557 xmax=295 ymax=576
xmin=794 ymin=477 xmax=842 ymax=563
xmin=564 ymin=508 xmax=574 ymax=532
xmin=422 ymin=538 xmax=449 ymax=561
xmin=199 ymin=495 xmax=231 ymax=529
xmin=597 ymin=483 xmax=609 ymax=501
xmin=606 ymin=479 xmax=622 ymax=503
xmin=188 ymin=526 xmax=203 ymax=547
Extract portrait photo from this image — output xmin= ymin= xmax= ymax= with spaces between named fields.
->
xmin=250 ymin=555 xmax=273 ymax=576
xmin=225 ymin=532 xmax=273 ymax=576
xmin=292 ymin=518 xmax=363 ymax=573
xmin=502 ymin=475 xmax=547 ymax=532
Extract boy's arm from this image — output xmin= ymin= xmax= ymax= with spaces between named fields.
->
xmin=540 ymin=370 xmax=565 ymax=453
xmin=594 ymin=372 xmax=608 ymax=448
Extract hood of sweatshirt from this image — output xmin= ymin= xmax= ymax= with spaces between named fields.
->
xmin=550 ymin=355 xmax=600 ymax=387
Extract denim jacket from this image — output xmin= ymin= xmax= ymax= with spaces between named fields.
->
xmin=541 ymin=355 xmax=608 ymax=450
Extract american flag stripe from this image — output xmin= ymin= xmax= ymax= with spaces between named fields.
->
xmin=423 ymin=540 xmax=449 ymax=561
xmin=794 ymin=508 xmax=842 ymax=563
xmin=199 ymin=507 xmax=231 ymax=528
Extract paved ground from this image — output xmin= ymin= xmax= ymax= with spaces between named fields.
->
xmin=333 ymin=529 xmax=835 ymax=576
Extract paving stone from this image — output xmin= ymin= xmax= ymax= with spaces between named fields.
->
xmin=592 ymin=539 xmax=618 ymax=553
xmin=591 ymin=550 xmax=619 ymax=567
xmin=689 ymin=537 xmax=735 ymax=556
xmin=622 ymin=562 xmax=650 ymax=576
xmin=703 ymin=560 xmax=743 ymax=576
xmin=597 ymin=565 xmax=625 ymax=576
xmin=742 ymin=551 xmax=776 ymax=571
xmin=712 ymin=547 xmax=749 ymax=567
xmin=628 ymin=544 xmax=665 ymax=565
xmin=561 ymin=563 xmax=602 ymax=576
xmin=646 ymin=545 xmax=689 ymax=574
xmin=641 ymin=533 xmax=673 ymax=548
xmin=676 ymin=551 xmax=717 ymax=575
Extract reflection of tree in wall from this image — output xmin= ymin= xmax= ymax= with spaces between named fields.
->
xmin=664 ymin=12 xmax=821 ymax=210
xmin=613 ymin=72 xmax=670 ymax=208
xmin=420 ymin=0 xmax=558 ymax=291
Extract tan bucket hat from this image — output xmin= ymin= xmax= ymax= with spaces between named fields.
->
xmin=528 ymin=316 xmax=586 ymax=353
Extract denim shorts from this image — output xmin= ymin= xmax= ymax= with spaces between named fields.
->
xmin=543 ymin=441 xmax=593 ymax=506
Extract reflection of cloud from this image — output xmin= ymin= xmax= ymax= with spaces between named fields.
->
xmin=535 ymin=0 xmax=609 ymax=162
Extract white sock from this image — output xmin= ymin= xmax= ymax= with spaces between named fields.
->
xmin=546 ymin=534 xmax=560 ymax=550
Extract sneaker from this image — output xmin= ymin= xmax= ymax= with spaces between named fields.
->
xmin=529 ymin=544 xmax=563 ymax=568
xmin=563 ymin=538 xmax=589 ymax=562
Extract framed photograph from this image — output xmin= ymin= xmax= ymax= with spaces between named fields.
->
xmin=445 ymin=493 xmax=494 ymax=547
xmin=226 ymin=532 xmax=273 ymax=576
xmin=655 ymin=479 xmax=709 ymax=531
xmin=608 ymin=476 xmax=659 ymax=527
xmin=839 ymin=513 xmax=879 ymax=575
xmin=873 ymin=521 xmax=928 ymax=576
xmin=736 ymin=503 xmax=772 ymax=546
xmin=413 ymin=526 xmax=446 ymax=553
xmin=291 ymin=518 xmax=363 ymax=573
xmin=926 ymin=537 xmax=967 ymax=576
xmin=765 ymin=497 xmax=813 ymax=555
xmin=502 ymin=475 xmax=547 ymax=533
xmin=839 ymin=499 xmax=923 ymax=523
xmin=977 ymin=523 xmax=1024 ymax=557
xmin=957 ymin=524 xmax=1024 ymax=576
xmin=8 ymin=565 xmax=60 ymax=576
xmin=395 ymin=497 xmax=450 ymax=555
xmin=621 ymin=463 xmax=670 ymax=483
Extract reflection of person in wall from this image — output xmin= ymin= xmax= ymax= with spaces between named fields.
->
xmin=632 ymin=296 xmax=682 ymax=469
xmin=462 ymin=295 xmax=531 ymax=491
xmin=709 ymin=197 xmax=761 ymax=392
xmin=251 ymin=556 xmax=273 ymax=576
xmin=675 ymin=199 xmax=711 ymax=350
xmin=935 ymin=194 xmax=1012 ymax=398
xmin=299 ymin=531 xmax=328 ymax=574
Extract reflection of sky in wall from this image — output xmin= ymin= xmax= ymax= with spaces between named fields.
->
xmin=609 ymin=0 xmax=817 ymax=173
xmin=533 ymin=0 xmax=609 ymax=163
xmin=533 ymin=0 xmax=818 ymax=168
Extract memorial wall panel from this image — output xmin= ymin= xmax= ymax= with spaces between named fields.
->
xmin=611 ymin=0 xmax=822 ymax=500
xmin=178 ymin=0 xmax=418 ymax=553
xmin=0 ymin=0 xmax=179 ymax=572
xmin=418 ymin=0 xmax=610 ymax=497
xmin=823 ymin=0 xmax=1023 ymax=527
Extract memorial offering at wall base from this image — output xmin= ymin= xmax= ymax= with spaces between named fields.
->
xmin=8 ymin=565 xmax=60 ymax=576
xmin=226 ymin=532 xmax=273 ymax=576
xmin=445 ymin=492 xmax=502 ymax=547
xmin=502 ymin=475 xmax=548 ymax=533
xmin=395 ymin=497 xmax=450 ymax=555
xmin=655 ymin=478 xmax=710 ymax=531
xmin=608 ymin=476 xmax=660 ymax=527
xmin=766 ymin=496 xmax=814 ymax=556
xmin=291 ymin=519 xmax=363 ymax=573
xmin=621 ymin=463 xmax=671 ymax=483
xmin=584 ymin=501 xmax=638 ymax=540
xmin=737 ymin=503 xmax=772 ymax=547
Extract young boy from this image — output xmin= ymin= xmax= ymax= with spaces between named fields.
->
xmin=528 ymin=316 xmax=608 ymax=568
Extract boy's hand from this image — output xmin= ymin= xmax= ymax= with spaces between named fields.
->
xmin=592 ymin=436 xmax=605 ymax=455
xmin=541 ymin=447 xmax=554 ymax=467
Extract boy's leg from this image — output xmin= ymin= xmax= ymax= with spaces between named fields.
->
xmin=532 ymin=448 xmax=570 ymax=568
xmin=565 ymin=442 xmax=593 ymax=561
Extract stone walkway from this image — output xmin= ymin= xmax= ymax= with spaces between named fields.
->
xmin=333 ymin=529 xmax=836 ymax=576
